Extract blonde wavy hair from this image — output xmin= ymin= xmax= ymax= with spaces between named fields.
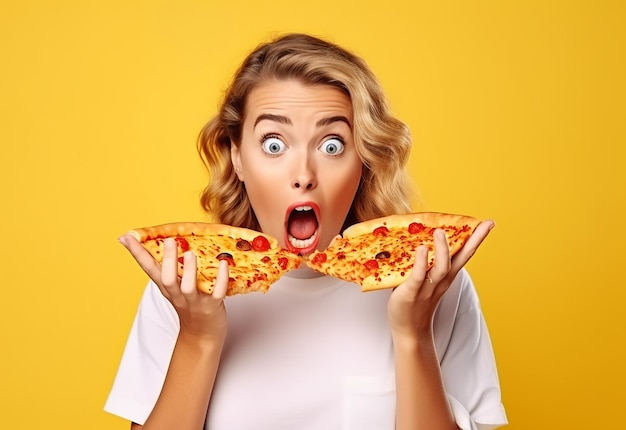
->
xmin=198 ymin=33 xmax=413 ymax=231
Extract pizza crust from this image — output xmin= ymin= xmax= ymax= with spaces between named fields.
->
xmin=343 ymin=212 xmax=481 ymax=238
xmin=128 ymin=222 xmax=278 ymax=246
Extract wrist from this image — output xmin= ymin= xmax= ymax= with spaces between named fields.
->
xmin=177 ymin=326 xmax=226 ymax=352
xmin=391 ymin=327 xmax=435 ymax=351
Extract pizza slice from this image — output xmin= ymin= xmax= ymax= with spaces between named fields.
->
xmin=127 ymin=222 xmax=302 ymax=296
xmin=306 ymin=212 xmax=482 ymax=291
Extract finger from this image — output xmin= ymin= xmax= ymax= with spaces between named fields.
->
xmin=160 ymin=238 xmax=180 ymax=287
xmin=179 ymin=251 xmax=198 ymax=295
xmin=211 ymin=260 xmax=230 ymax=300
xmin=406 ymin=245 xmax=429 ymax=287
xmin=429 ymin=229 xmax=451 ymax=282
xmin=119 ymin=234 xmax=162 ymax=281
xmin=450 ymin=220 xmax=495 ymax=273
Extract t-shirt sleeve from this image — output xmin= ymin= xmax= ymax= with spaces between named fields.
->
xmin=437 ymin=270 xmax=508 ymax=429
xmin=104 ymin=281 xmax=180 ymax=425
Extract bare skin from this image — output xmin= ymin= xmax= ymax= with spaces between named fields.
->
xmin=120 ymin=81 xmax=495 ymax=429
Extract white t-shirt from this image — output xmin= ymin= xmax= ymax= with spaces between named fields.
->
xmin=105 ymin=269 xmax=507 ymax=430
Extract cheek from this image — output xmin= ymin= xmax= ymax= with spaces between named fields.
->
xmin=335 ymin=158 xmax=362 ymax=194
xmin=322 ymin=161 xmax=362 ymax=216
xmin=243 ymin=177 xmax=276 ymax=213
xmin=240 ymin=167 xmax=286 ymax=233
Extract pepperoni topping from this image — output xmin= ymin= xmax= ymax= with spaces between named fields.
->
xmin=261 ymin=256 xmax=271 ymax=264
xmin=408 ymin=222 xmax=426 ymax=234
xmin=373 ymin=226 xmax=389 ymax=236
xmin=175 ymin=237 xmax=190 ymax=252
xmin=312 ymin=252 xmax=327 ymax=265
xmin=278 ymin=257 xmax=289 ymax=270
xmin=177 ymin=256 xmax=184 ymax=265
xmin=251 ymin=235 xmax=271 ymax=252
xmin=364 ymin=259 xmax=379 ymax=271
xmin=216 ymin=252 xmax=235 ymax=266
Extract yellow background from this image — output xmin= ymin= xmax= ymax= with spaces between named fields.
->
xmin=1 ymin=1 xmax=624 ymax=428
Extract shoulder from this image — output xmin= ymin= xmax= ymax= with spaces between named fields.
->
xmin=433 ymin=269 xmax=482 ymax=351
xmin=445 ymin=268 xmax=482 ymax=315
xmin=136 ymin=280 xmax=179 ymax=329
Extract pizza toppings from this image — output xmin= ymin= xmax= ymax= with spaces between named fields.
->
xmin=373 ymin=226 xmax=389 ymax=236
xmin=127 ymin=222 xmax=301 ymax=296
xmin=311 ymin=252 xmax=327 ymax=265
xmin=251 ymin=235 xmax=271 ymax=252
xmin=126 ymin=212 xmax=483 ymax=295
xmin=364 ymin=260 xmax=379 ymax=271
xmin=305 ymin=212 xmax=482 ymax=292
xmin=277 ymin=257 xmax=289 ymax=270
xmin=216 ymin=252 xmax=235 ymax=266
xmin=176 ymin=237 xmax=190 ymax=252
xmin=236 ymin=239 xmax=253 ymax=251
xmin=408 ymin=222 xmax=426 ymax=234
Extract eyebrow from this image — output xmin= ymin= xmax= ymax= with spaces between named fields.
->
xmin=253 ymin=114 xmax=352 ymax=129
xmin=316 ymin=115 xmax=352 ymax=128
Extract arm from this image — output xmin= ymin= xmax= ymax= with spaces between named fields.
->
xmin=388 ymin=221 xmax=495 ymax=430
xmin=137 ymin=328 xmax=224 ymax=429
xmin=119 ymin=236 xmax=229 ymax=430
xmin=392 ymin=327 xmax=458 ymax=430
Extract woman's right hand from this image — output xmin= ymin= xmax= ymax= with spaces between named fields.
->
xmin=119 ymin=235 xmax=228 ymax=341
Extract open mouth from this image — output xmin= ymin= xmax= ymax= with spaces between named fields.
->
xmin=285 ymin=203 xmax=320 ymax=254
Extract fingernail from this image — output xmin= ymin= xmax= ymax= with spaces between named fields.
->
xmin=118 ymin=235 xmax=128 ymax=246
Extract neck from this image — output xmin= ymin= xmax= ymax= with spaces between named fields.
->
xmin=285 ymin=265 xmax=324 ymax=279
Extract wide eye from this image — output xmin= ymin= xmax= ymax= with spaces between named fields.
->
xmin=261 ymin=136 xmax=287 ymax=155
xmin=320 ymin=137 xmax=345 ymax=156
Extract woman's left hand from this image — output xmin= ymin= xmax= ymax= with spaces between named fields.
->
xmin=387 ymin=220 xmax=495 ymax=338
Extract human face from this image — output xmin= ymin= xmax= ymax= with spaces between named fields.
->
xmin=231 ymin=80 xmax=362 ymax=255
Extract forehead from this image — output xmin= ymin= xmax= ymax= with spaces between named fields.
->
xmin=243 ymin=80 xmax=353 ymax=121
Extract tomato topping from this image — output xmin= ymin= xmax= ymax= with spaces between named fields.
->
xmin=175 ymin=237 xmax=190 ymax=252
xmin=373 ymin=226 xmax=389 ymax=236
xmin=312 ymin=252 xmax=327 ymax=265
xmin=248 ymin=272 xmax=268 ymax=287
xmin=408 ymin=222 xmax=426 ymax=234
xmin=364 ymin=259 xmax=379 ymax=270
xmin=251 ymin=235 xmax=271 ymax=252
xmin=278 ymin=257 xmax=289 ymax=270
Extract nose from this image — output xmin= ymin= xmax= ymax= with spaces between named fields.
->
xmin=294 ymin=180 xmax=315 ymax=190
xmin=292 ymin=154 xmax=317 ymax=190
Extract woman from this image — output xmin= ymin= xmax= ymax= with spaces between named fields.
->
xmin=106 ymin=33 xmax=507 ymax=430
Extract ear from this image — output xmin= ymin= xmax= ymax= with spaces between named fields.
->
xmin=231 ymin=144 xmax=244 ymax=181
